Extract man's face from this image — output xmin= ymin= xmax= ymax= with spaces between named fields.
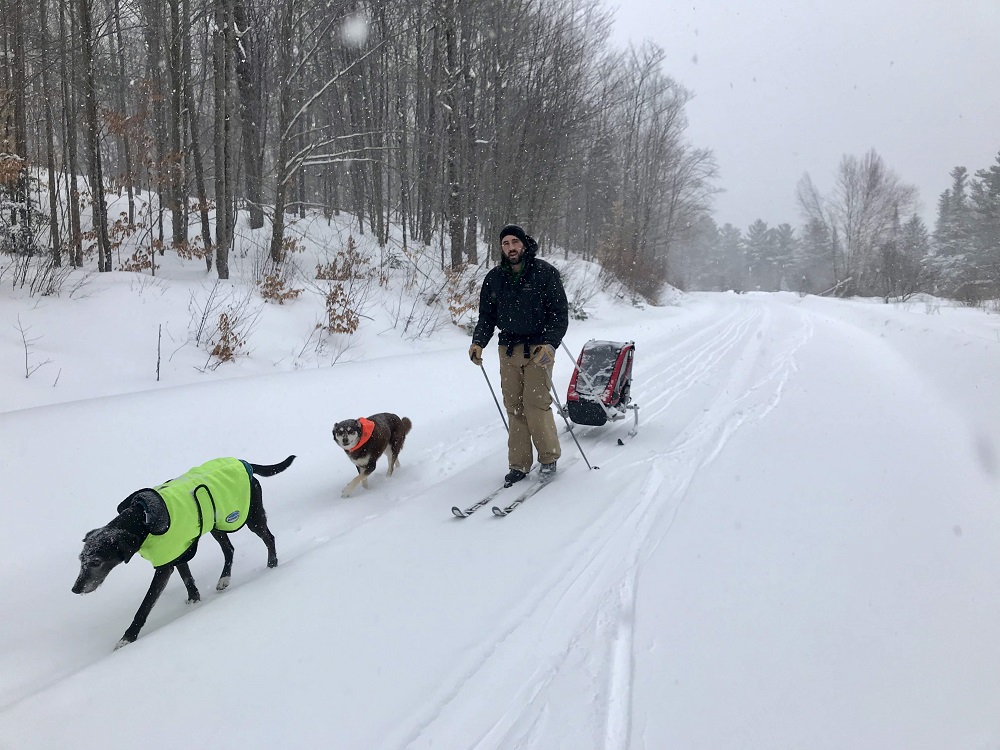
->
xmin=501 ymin=235 xmax=525 ymax=265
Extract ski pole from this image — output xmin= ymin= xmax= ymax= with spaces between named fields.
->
xmin=545 ymin=367 xmax=596 ymax=470
xmin=480 ymin=365 xmax=509 ymax=433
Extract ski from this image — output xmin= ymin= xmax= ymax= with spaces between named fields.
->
xmin=452 ymin=467 xmax=540 ymax=518
xmin=616 ymin=426 xmax=638 ymax=446
xmin=491 ymin=475 xmax=554 ymax=517
xmin=452 ymin=484 xmax=509 ymax=518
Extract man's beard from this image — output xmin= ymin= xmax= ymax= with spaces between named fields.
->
xmin=505 ymin=250 xmax=524 ymax=265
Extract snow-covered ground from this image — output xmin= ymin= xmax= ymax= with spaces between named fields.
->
xmin=2 ymin=230 xmax=1000 ymax=749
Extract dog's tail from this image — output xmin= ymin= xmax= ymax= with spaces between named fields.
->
xmin=249 ymin=455 xmax=296 ymax=477
xmin=401 ymin=417 xmax=412 ymax=435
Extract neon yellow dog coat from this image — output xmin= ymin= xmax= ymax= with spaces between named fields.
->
xmin=138 ymin=458 xmax=253 ymax=567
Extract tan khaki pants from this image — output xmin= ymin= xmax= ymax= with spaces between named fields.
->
xmin=499 ymin=344 xmax=562 ymax=471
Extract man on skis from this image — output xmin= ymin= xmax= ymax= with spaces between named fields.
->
xmin=469 ymin=224 xmax=569 ymax=485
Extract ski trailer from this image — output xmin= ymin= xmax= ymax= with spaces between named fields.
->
xmin=563 ymin=339 xmax=638 ymax=437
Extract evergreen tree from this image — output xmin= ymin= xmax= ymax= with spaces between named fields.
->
xmin=772 ymin=223 xmax=797 ymax=290
xmin=899 ymin=214 xmax=931 ymax=298
xmin=871 ymin=209 xmax=926 ymax=300
xmin=744 ymin=219 xmax=773 ymax=290
xmin=717 ymin=223 xmax=746 ymax=291
xmin=795 ymin=217 xmax=835 ymax=294
xmin=901 ymin=214 xmax=931 ymax=261
xmin=969 ymin=150 xmax=1000 ymax=279
xmin=934 ymin=167 xmax=973 ymax=257
xmin=672 ymin=214 xmax=719 ymax=290
xmin=933 ymin=188 xmax=951 ymax=254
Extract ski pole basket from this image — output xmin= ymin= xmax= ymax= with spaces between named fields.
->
xmin=564 ymin=339 xmax=637 ymax=433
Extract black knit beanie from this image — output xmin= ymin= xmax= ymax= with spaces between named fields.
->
xmin=499 ymin=224 xmax=529 ymax=245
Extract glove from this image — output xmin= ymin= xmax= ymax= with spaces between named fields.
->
xmin=468 ymin=344 xmax=483 ymax=366
xmin=530 ymin=344 xmax=555 ymax=367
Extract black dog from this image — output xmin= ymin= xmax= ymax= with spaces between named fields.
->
xmin=333 ymin=413 xmax=412 ymax=497
xmin=73 ymin=455 xmax=295 ymax=649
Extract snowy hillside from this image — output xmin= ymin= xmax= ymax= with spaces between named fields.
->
xmin=2 ymin=226 xmax=1000 ymax=748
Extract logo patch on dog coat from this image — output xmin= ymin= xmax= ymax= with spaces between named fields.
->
xmin=226 ymin=510 xmax=241 ymax=524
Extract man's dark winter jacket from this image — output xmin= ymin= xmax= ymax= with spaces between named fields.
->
xmin=472 ymin=243 xmax=569 ymax=354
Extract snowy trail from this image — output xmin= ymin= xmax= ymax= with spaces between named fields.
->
xmin=384 ymin=298 xmax=816 ymax=749
xmin=0 ymin=295 xmax=811 ymax=749
xmin=4 ymin=293 xmax=1000 ymax=750
xmin=504 ymin=301 xmax=811 ymax=750
xmin=633 ymin=295 xmax=1000 ymax=750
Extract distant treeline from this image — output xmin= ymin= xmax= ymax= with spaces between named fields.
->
xmin=673 ymin=148 xmax=1000 ymax=303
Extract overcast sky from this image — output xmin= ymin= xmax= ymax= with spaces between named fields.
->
xmin=611 ymin=0 xmax=1000 ymax=232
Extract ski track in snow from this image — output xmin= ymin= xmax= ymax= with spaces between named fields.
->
xmin=375 ymin=299 xmax=817 ymax=750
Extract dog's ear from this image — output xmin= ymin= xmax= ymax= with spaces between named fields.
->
xmin=117 ymin=491 xmax=155 ymax=524
xmin=114 ymin=533 xmax=137 ymax=563
xmin=118 ymin=544 xmax=136 ymax=564
xmin=116 ymin=495 xmax=135 ymax=513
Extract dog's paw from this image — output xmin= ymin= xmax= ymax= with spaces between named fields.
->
xmin=114 ymin=636 xmax=135 ymax=650
xmin=216 ymin=576 xmax=231 ymax=591
xmin=186 ymin=593 xmax=200 ymax=605
xmin=341 ymin=488 xmax=353 ymax=498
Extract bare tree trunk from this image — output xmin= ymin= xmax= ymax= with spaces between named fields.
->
xmin=110 ymin=0 xmax=136 ymax=223
xmin=297 ymin=90 xmax=306 ymax=219
xmin=441 ymin=0 xmax=463 ymax=268
xmin=484 ymin=3 xmax=509 ymax=256
xmin=267 ymin=0 xmax=296 ymax=264
xmin=417 ymin=21 xmax=440 ymax=246
xmin=167 ymin=0 xmax=186 ymax=248
xmin=460 ymin=4 xmax=478 ymax=264
xmin=182 ymin=0 xmax=213 ymax=270
xmin=232 ymin=0 xmax=265 ymax=229
xmin=213 ymin=0 xmax=233 ymax=278
xmin=39 ymin=0 xmax=61 ymax=264
xmin=394 ymin=37 xmax=410 ymax=250
xmin=368 ymin=11 xmax=387 ymax=245
xmin=139 ymin=0 xmax=170 ymax=253
xmin=77 ymin=0 xmax=112 ymax=271
xmin=58 ymin=0 xmax=83 ymax=266
xmin=10 ymin=0 xmax=35 ymax=258
xmin=344 ymin=71 xmax=367 ymax=234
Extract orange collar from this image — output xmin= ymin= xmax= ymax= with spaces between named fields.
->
xmin=349 ymin=417 xmax=376 ymax=452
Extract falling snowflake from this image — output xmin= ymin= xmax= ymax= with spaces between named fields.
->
xmin=341 ymin=12 xmax=369 ymax=47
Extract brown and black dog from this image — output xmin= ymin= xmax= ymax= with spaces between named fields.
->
xmin=333 ymin=412 xmax=412 ymax=497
